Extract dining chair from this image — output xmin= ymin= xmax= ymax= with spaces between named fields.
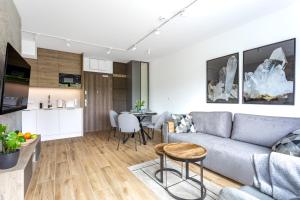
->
xmin=146 ymin=111 xmax=169 ymax=140
xmin=108 ymin=110 xmax=118 ymax=141
xmin=117 ymin=113 xmax=142 ymax=151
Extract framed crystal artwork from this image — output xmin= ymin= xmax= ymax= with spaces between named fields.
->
xmin=243 ymin=38 xmax=296 ymax=105
xmin=207 ymin=53 xmax=239 ymax=103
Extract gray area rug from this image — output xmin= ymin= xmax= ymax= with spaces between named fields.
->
xmin=128 ymin=159 xmax=222 ymax=200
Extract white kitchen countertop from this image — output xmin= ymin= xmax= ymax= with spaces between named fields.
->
xmin=23 ymin=107 xmax=83 ymax=111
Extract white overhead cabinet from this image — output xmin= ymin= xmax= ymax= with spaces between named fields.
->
xmin=22 ymin=108 xmax=83 ymax=141
xmin=83 ymin=56 xmax=113 ymax=74
xmin=89 ymin=58 xmax=99 ymax=70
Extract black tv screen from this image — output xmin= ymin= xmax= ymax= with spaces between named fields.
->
xmin=0 ymin=43 xmax=31 ymax=115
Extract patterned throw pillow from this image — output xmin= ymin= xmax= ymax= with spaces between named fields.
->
xmin=171 ymin=114 xmax=196 ymax=133
xmin=272 ymin=129 xmax=300 ymax=157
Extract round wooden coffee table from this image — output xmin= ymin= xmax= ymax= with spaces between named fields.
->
xmin=154 ymin=143 xmax=182 ymax=183
xmin=163 ymin=143 xmax=207 ymax=200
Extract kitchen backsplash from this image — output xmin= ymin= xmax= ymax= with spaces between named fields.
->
xmin=28 ymin=87 xmax=81 ymax=109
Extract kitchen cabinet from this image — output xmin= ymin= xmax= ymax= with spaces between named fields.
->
xmin=25 ymin=48 xmax=82 ymax=88
xmin=36 ymin=109 xmax=60 ymax=136
xmin=83 ymin=56 xmax=113 ymax=74
xmin=89 ymin=58 xmax=99 ymax=70
xmin=37 ymin=48 xmax=59 ymax=88
xmin=58 ymin=51 xmax=82 ymax=75
xmin=22 ymin=109 xmax=37 ymax=133
xmin=59 ymin=109 xmax=83 ymax=135
xmin=22 ymin=108 xmax=83 ymax=141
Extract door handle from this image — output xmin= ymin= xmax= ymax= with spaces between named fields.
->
xmin=85 ymin=99 xmax=88 ymax=107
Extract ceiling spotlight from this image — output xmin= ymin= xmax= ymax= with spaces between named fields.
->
xmin=147 ymin=49 xmax=151 ymax=55
xmin=158 ymin=16 xmax=166 ymax=21
xmin=66 ymin=39 xmax=71 ymax=47
xmin=131 ymin=45 xmax=137 ymax=51
xmin=154 ymin=29 xmax=161 ymax=35
xmin=106 ymin=48 xmax=112 ymax=54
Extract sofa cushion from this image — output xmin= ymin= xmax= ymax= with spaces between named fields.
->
xmin=190 ymin=112 xmax=232 ymax=138
xmin=231 ymin=113 xmax=300 ymax=147
xmin=168 ymin=133 xmax=271 ymax=185
xmin=171 ymin=114 xmax=196 ymax=133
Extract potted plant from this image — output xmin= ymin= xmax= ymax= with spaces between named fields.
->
xmin=135 ymin=100 xmax=145 ymax=112
xmin=0 ymin=124 xmax=21 ymax=169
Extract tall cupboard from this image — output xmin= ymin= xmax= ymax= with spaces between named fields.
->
xmin=83 ymin=72 xmax=113 ymax=132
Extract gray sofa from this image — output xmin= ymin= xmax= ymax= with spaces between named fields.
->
xmin=162 ymin=112 xmax=300 ymax=185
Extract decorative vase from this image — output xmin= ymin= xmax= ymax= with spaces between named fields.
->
xmin=0 ymin=149 xmax=20 ymax=169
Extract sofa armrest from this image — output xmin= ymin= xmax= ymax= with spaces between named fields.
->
xmin=162 ymin=122 xmax=171 ymax=143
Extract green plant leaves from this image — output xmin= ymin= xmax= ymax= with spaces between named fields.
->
xmin=0 ymin=125 xmax=21 ymax=154
xmin=0 ymin=124 xmax=7 ymax=134
xmin=135 ymin=100 xmax=145 ymax=111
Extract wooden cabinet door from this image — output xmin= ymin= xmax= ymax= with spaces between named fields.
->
xmin=59 ymin=109 xmax=83 ymax=135
xmin=84 ymin=72 xmax=112 ymax=133
xmin=84 ymin=72 xmax=96 ymax=132
xmin=37 ymin=48 xmax=59 ymax=88
xmin=25 ymin=58 xmax=39 ymax=87
xmin=37 ymin=110 xmax=60 ymax=137
xmin=57 ymin=51 xmax=82 ymax=75
xmin=95 ymin=73 xmax=113 ymax=131
xmin=22 ymin=110 xmax=37 ymax=133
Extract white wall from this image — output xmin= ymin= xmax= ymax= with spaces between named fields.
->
xmin=150 ymin=3 xmax=300 ymax=117
xmin=27 ymin=87 xmax=81 ymax=109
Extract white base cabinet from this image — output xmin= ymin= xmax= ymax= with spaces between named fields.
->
xmin=22 ymin=108 xmax=83 ymax=141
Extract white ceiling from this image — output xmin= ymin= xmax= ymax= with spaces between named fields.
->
xmin=13 ymin=0 xmax=296 ymax=62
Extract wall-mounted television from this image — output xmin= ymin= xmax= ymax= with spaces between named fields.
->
xmin=0 ymin=43 xmax=31 ymax=115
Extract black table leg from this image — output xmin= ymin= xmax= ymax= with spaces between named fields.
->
xmin=165 ymin=160 xmax=206 ymax=200
xmin=137 ymin=116 xmax=147 ymax=145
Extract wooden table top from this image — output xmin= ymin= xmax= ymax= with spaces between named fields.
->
xmin=163 ymin=143 xmax=207 ymax=161
xmin=154 ymin=143 xmax=167 ymax=155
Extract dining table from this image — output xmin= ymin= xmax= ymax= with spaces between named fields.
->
xmin=121 ymin=111 xmax=157 ymax=145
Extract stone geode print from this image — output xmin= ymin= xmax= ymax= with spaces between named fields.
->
xmin=207 ymin=53 xmax=239 ymax=103
xmin=243 ymin=39 xmax=296 ymax=105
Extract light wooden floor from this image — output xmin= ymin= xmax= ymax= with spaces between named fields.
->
xmin=25 ymin=131 xmax=240 ymax=200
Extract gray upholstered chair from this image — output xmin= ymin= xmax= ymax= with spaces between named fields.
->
xmin=145 ymin=111 xmax=169 ymax=140
xmin=117 ymin=113 xmax=141 ymax=151
xmin=108 ymin=110 xmax=118 ymax=141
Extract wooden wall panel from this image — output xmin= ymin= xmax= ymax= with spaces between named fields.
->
xmin=25 ymin=58 xmax=39 ymax=87
xmin=113 ymin=62 xmax=128 ymax=113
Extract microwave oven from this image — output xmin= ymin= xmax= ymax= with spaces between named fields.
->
xmin=59 ymin=73 xmax=81 ymax=88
